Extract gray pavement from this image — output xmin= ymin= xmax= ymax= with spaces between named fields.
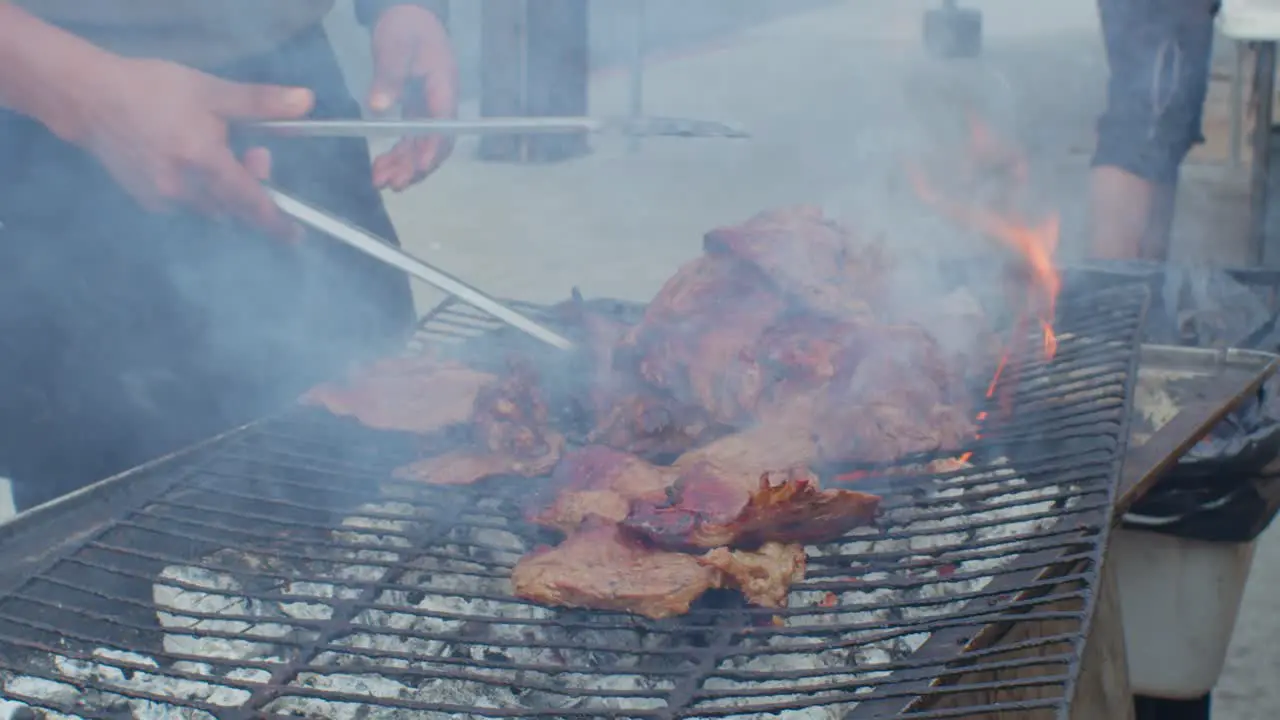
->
xmin=356 ymin=1 xmax=1278 ymax=717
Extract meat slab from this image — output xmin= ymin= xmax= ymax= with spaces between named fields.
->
xmin=623 ymin=464 xmax=881 ymax=551
xmin=302 ymin=356 xmax=496 ymax=435
xmin=394 ymin=362 xmax=565 ymax=485
xmin=510 ymin=522 xmax=808 ymax=619
xmin=530 ymin=443 xmax=881 ymax=551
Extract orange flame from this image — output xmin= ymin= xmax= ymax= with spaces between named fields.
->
xmin=914 ymin=116 xmax=1060 ymax=469
xmin=830 ymin=118 xmax=1060 ymax=486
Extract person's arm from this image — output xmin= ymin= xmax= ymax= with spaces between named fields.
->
xmin=355 ymin=0 xmax=449 ymax=27
xmin=0 ymin=1 xmax=313 ymax=238
xmin=0 ymin=2 xmax=122 ymax=142
xmin=361 ymin=0 xmax=457 ymax=190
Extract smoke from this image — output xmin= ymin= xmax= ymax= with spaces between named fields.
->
xmin=0 ymin=0 xmax=1127 ymax=493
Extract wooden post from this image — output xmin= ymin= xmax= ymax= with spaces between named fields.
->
xmin=477 ymin=0 xmax=591 ymax=163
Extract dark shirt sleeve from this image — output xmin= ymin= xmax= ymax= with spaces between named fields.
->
xmin=354 ymin=0 xmax=449 ymax=27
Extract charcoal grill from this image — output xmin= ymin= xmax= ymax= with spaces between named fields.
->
xmin=0 ymin=278 xmax=1152 ymax=720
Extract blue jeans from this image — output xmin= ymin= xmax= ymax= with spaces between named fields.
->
xmin=1094 ymin=0 xmax=1220 ymax=184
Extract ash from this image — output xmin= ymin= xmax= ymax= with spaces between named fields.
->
xmin=2 ymin=462 xmax=1074 ymax=719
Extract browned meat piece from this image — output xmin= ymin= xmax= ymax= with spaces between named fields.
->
xmin=393 ymin=362 xmax=565 ymax=485
xmin=699 ymin=542 xmax=806 ymax=609
xmin=550 ymin=295 xmax=639 ymax=420
xmin=511 ymin=522 xmax=808 ymax=619
xmin=587 ymin=392 xmax=723 ymax=457
xmin=756 ymin=315 xmax=860 ymax=387
xmin=527 ymin=446 xmax=679 ymax=533
xmin=302 ymin=356 xmax=496 ymax=435
xmin=813 ymin=324 xmax=975 ymax=466
xmin=703 ymin=205 xmax=888 ymax=324
xmin=510 ymin=523 xmax=723 ymax=620
xmin=624 ymin=465 xmax=881 ymax=551
xmin=618 ymin=255 xmax=787 ymax=426
xmin=393 ymin=433 xmax=564 ymax=485
xmin=675 ymin=390 xmax=821 ymax=472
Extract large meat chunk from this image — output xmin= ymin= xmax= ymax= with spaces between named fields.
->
xmin=393 ymin=362 xmax=564 ymax=485
xmin=302 ymin=355 xmax=496 ymax=435
xmin=703 ymin=205 xmax=888 ymax=325
xmin=618 ymin=255 xmax=787 ymax=426
xmin=510 ymin=523 xmax=723 ymax=620
xmin=587 ymin=392 xmax=723 ymax=457
xmin=813 ymin=324 xmax=975 ymax=466
xmin=623 ymin=465 xmax=881 ymax=551
xmin=510 ymin=523 xmax=809 ymax=619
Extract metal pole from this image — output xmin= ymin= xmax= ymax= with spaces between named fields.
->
xmin=1249 ymin=42 xmax=1276 ymax=267
xmin=1231 ymin=40 xmax=1245 ymax=168
xmin=628 ymin=0 xmax=647 ymax=154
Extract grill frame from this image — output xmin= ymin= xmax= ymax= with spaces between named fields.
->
xmin=0 ymin=278 xmax=1151 ymax=720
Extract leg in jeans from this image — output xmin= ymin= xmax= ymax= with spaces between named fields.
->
xmin=1091 ymin=0 xmax=1219 ymax=261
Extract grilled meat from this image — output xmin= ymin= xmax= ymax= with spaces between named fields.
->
xmin=674 ymin=390 xmax=821 ymax=472
xmin=623 ymin=464 xmax=881 ymax=551
xmin=618 ymin=254 xmax=787 ymax=426
xmin=528 ymin=446 xmax=678 ymax=533
xmin=699 ymin=541 xmax=806 ymax=609
xmin=587 ymin=392 xmax=723 ymax=457
xmin=393 ymin=361 xmax=565 ymax=485
xmin=756 ymin=314 xmax=860 ymax=388
xmin=301 ymin=356 xmax=496 ymax=435
xmin=510 ymin=522 xmax=723 ymax=620
xmin=814 ymin=324 xmax=975 ymax=466
xmin=510 ymin=522 xmax=809 ymax=619
xmin=392 ymin=433 xmax=564 ymax=486
xmin=703 ymin=205 xmax=888 ymax=325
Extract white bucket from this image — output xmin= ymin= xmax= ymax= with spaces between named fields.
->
xmin=1112 ymin=527 xmax=1256 ymax=699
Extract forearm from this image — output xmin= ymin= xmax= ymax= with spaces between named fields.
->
xmin=355 ymin=0 xmax=449 ymax=27
xmin=0 ymin=2 xmax=117 ymax=140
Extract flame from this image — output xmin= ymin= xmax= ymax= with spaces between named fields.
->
xmin=830 ymin=118 xmax=1060 ymax=487
xmin=913 ymin=116 xmax=1060 ymax=468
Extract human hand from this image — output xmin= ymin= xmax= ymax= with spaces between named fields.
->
xmin=368 ymin=4 xmax=458 ymax=191
xmin=53 ymin=56 xmax=314 ymax=240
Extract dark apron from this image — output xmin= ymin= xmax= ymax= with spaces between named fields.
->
xmin=0 ymin=24 xmax=415 ymax=510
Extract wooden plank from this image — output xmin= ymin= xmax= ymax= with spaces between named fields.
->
xmin=477 ymin=0 xmax=591 ymax=163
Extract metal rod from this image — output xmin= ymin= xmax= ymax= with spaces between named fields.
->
xmin=253 ymin=117 xmax=605 ymax=137
xmin=1231 ymin=40 xmax=1245 ymax=168
xmin=266 ymin=187 xmax=574 ymax=351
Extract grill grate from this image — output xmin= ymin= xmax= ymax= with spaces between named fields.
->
xmin=0 ymin=281 xmax=1148 ymax=720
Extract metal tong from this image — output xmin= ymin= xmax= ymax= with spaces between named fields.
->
xmin=249 ymin=115 xmax=750 ymax=140
xmin=265 ymin=187 xmax=574 ymax=351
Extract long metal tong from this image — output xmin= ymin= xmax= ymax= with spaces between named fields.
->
xmin=265 ymin=187 xmax=574 ymax=351
xmin=249 ymin=115 xmax=750 ymax=140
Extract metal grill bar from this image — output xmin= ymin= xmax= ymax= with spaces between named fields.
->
xmin=0 ymin=282 xmax=1148 ymax=719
